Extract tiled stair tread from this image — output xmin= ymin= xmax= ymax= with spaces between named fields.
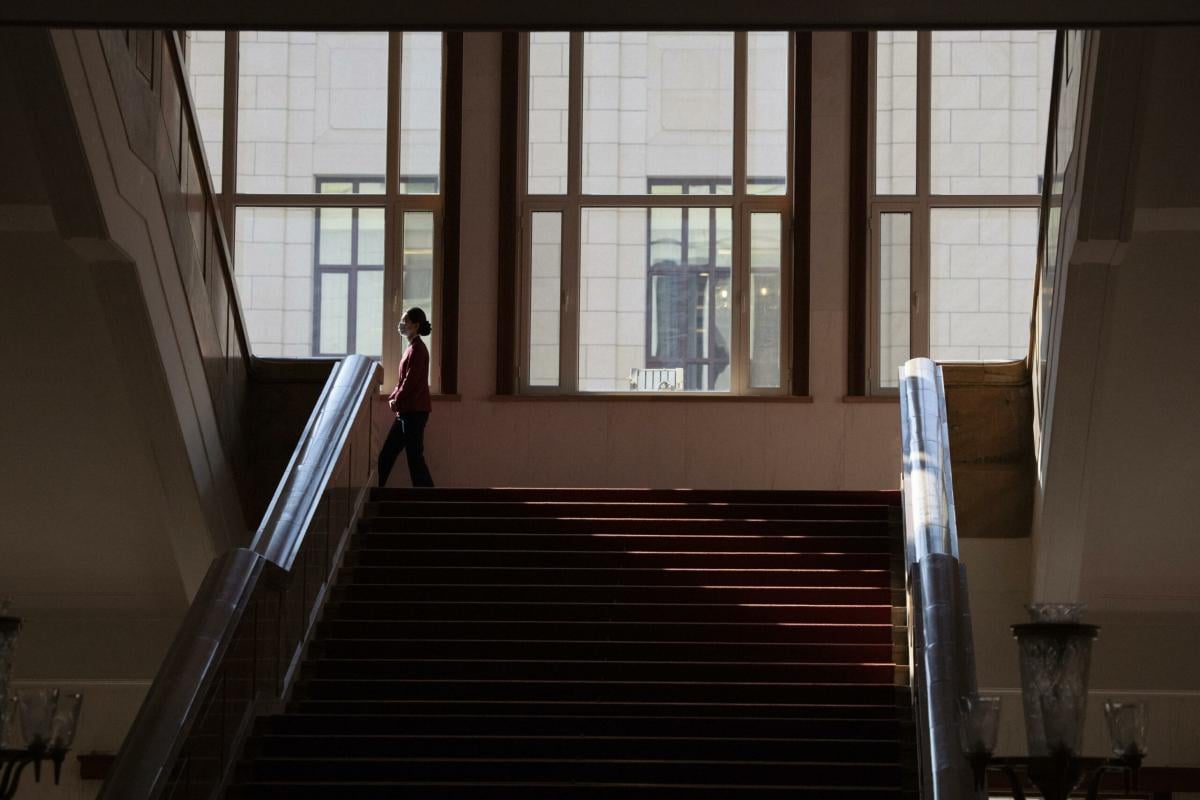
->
xmin=227 ymin=488 xmax=913 ymax=797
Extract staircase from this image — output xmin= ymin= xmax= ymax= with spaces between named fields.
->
xmin=230 ymin=488 xmax=915 ymax=798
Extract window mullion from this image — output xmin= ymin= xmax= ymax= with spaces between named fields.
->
xmin=221 ymin=32 xmax=238 ymax=250
xmin=732 ymin=31 xmax=749 ymax=395
xmin=561 ymin=32 xmax=584 ymax=393
xmin=913 ymin=31 xmax=933 ymax=360
xmin=381 ymin=32 xmax=404 ymax=390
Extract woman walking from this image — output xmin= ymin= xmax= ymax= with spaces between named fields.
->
xmin=378 ymin=307 xmax=435 ymax=488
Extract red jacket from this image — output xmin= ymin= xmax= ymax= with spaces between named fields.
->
xmin=389 ymin=337 xmax=432 ymax=414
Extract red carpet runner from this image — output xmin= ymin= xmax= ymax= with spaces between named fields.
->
xmin=230 ymin=487 xmax=916 ymax=798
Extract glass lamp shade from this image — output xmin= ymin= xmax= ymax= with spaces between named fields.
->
xmin=50 ymin=692 xmax=82 ymax=750
xmin=0 ymin=695 xmax=18 ymax=748
xmin=1104 ymin=700 xmax=1148 ymax=758
xmin=17 ymin=687 xmax=58 ymax=749
xmin=0 ymin=612 xmax=20 ymax=735
xmin=1012 ymin=605 xmax=1099 ymax=756
xmin=959 ymin=694 xmax=1002 ymax=755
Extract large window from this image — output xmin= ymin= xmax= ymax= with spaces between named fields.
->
xmin=520 ymin=32 xmax=793 ymax=394
xmin=870 ymin=31 xmax=1055 ymax=391
xmin=184 ymin=31 xmax=444 ymax=383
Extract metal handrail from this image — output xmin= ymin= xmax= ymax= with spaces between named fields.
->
xmin=99 ymin=355 xmax=381 ymax=800
xmin=253 ymin=355 xmax=379 ymax=571
xmin=900 ymin=358 xmax=979 ymax=800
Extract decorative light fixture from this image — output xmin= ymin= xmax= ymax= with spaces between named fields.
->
xmin=0 ymin=601 xmax=84 ymax=799
xmin=961 ymin=604 xmax=1146 ymax=800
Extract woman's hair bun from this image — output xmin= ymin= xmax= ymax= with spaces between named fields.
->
xmin=405 ymin=306 xmax=432 ymax=337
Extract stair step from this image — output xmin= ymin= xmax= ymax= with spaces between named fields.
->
xmin=232 ymin=781 xmax=909 ymax=798
xmin=340 ymin=564 xmax=893 ymax=585
xmin=225 ymin=488 xmax=912 ymax=796
xmin=250 ymin=733 xmax=900 ymax=761
xmin=323 ymin=600 xmax=892 ymax=625
xmin=304 ymin=659 xmax=897 ymax=683
xmin=355 ymin=532 xmax=894 ymax=554
xmin=244 ymin=757 xmax=905 ymax=785
xmin=314 ymin=638 xmax=895 ymax=663
xmin=365 ymin=500 xmax=893 ymax=521
xmin=346 ymin=547 xmax=893 ymax=570
xmin=295 ymin=679 xmax=900 ymax=705
xmin=259 ymin=713 xmax=903 ymax=739
xmin=334 ymin=584 xmax=895 ymax=605
xmin=370 ymin=487 xmax=903 ymax=506
xmin=360 ymin=517 xmax=893 ymax=535
xmin=287 ymin=699 xmax=906 ymax=718
xmin=318 ymin=619 xmax=897 ymax=644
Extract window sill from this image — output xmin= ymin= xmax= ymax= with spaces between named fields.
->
xmin=842 ymin=395 xmax=899 ymax=403
xmin=376 ymin=392 xmax=461 ymax=401
xmin=491 ymin=394 xmax=814 ymax=403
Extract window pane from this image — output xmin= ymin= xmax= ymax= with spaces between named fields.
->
xmin=357 ymin=208 xmax=384 ymax=265
xmin=687 ymin=208 xmax=710 ymax=265
xmin=319 ymin=272 xmax=349 ymax=354
xmin=582 ymin=32 xmax=733 ymax=195
xmin=402 ymin=211 xmax=436 ymax=372
xmin=929 ymin=208 xmax=1038 ymax=362
xmin=318 ymin=208 xmax=353 ymax=264
xmin=400 ymin=32 xmax=442 ymax=194
xmin=580 ymin=207 xmax=731 ymax=392
xmin=235 ymin=207 xmax=317 ymax=357
xmin=355 ymin=270 xmax=384 ymax=356
xmin=237 ymin=32 xmax=387 ymax=193
xmin=875 ymin=31 xmax=917 ymax=195
xmin=749 ymin=213 xmax=782 ymax=388
xmin=528 ymin=32 xmax=570 ymax=194
xmin=235 ymin=205 xmax=389 ymax=357
xmin=879 ymin=213 xmax=911 ymax=388
xmin=649 ymin=208 xmax=682 ymax=266
xmin=747 ymin=32 xmax=789 ymax=195
xmin=529 ymin=212 xmax=562 ymax=386
xmin=185 ymin=31 xmax=225 ymax=187
xmin=931 ymin=31 xmax=1057 ymax=195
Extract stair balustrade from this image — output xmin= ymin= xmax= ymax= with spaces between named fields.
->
xmin=100 ymin=355 xmax=381 ymax=799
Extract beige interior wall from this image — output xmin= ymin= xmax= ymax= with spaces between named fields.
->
xmin=963 ymin=540 xmax=1200 ymax=767
xmin=384 ymin=31 xmax=903 ymax=492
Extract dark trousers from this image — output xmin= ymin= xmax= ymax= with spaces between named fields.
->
xmin=378 ymin=412 xmax=434 ymax=487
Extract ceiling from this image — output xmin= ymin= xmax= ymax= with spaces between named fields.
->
xmin=1 ymin=0 xmax=1199 ymax=30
